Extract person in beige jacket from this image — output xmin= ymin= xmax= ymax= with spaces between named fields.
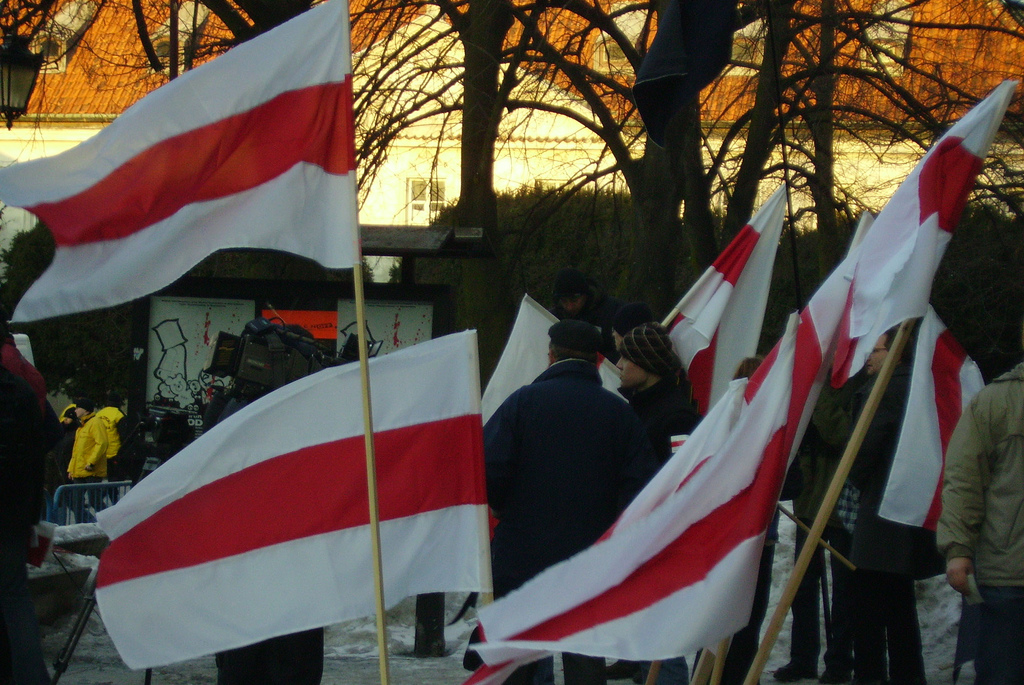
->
xmin=938 ymin=327 xmax=1024 ymax=685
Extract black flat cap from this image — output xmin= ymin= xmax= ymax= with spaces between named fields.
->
xmin=549 ymin=319 xmax=602 ymax=354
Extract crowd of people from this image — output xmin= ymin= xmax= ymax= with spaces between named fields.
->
xmin=3 ymin=268 xmax=1023 ymax=685
xmin=484 ymin=268 xmax=1024 ymax=685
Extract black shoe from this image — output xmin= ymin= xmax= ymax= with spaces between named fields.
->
xmin=773 ymin=663 xmax=818 ymax=682
xmin=819 ymin=668 xmax=851 ymax=684
xmin=606 ymin=660 xmax=642 ymax=681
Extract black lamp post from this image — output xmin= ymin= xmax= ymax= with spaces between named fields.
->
xmin=0 ymin=34 xmax=44 ymax=130
xmin=1001 ymin=0 xmax=1024 ymax=27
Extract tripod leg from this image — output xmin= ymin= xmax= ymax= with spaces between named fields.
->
xmin=50 ymin=596 xmax=96 ymax=684
xmin=51 ymin=569 xmax=98 ymax=685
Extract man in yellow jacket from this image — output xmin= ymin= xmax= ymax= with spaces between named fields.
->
xmin=67 ymin=398 xmax=108 ymax=482
xmin=95 ymin=392 xmax=125 ymax=479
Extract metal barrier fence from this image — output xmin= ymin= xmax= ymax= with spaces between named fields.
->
xmin=47 ymin=481 xmax=133 ymax=525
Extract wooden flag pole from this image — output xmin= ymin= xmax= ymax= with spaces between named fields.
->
xmin=689 ymin=649 xmax=716 ymax=685
xmin=709 ymin=638 xmax=731 ymax=685
xmin=644 ymin=660 xmax=662 ymax=685
xmin=740 ymin=319 xmax=916 ymax=685
xmin=353 ymin=263 xmax=392 ymax=685
xmin=776 ymin=504 xmax=856 ymax=571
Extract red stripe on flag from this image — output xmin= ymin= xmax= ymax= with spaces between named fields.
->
xmin=97 ymin=413 xmax=485 ymax=588
xmin=917 ymin=136 xmax=983 ymax=233
xmin=512 ymin=427 xmax=789 ymax=642
xmin=688 ymin=332 xmax=716 ymax=415
xmin=32 ymin=78 xmax=357 ymax=248
xmin=830 ymin=283 xmax=857 ymax=388
xmin=711 ymin=225 xmax=760 ymax=286
xmin=923 ymin=329 xmax=967 ymax=529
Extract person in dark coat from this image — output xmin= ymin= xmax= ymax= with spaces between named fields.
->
xmin=550 ymin=268 xmax=625 ymax=363
xmin=774 ymin=379 xmax=863 ymax=685
xmin=0 ymin=366 xmax=52 ymax=685
xmin=846 ymin=329 xmax=943 ymax=685
xmin=485 ymin=319 xmax=657 ymax=685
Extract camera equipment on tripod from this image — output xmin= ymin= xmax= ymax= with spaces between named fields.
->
xmin=118 ymin=403 xmax=196 ymax=481
xmin=205 ymin=316 xmax=343 ymax=393
xmin=141 ymin=405 xmax=192 ymax=446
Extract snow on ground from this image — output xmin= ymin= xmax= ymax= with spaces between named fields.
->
xmin=37 ymin=517 xmax=970 ymax=685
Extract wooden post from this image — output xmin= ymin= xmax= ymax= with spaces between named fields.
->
xmin=709 ymin=639 xmax=731 ymax=685
xmin=644 ymin=661 xmax=662 ymax=685
xmin=740 ymin=319 xmax=915 ymax=685
xmin=776 ymin=504 xmax=855 ymax=571
xmin=689 ymin=649 xmax=716 ymax=685
xmin=353 ymin=263 xmax=392 ymax=685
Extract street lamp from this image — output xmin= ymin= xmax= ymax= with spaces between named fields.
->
xmin=1003 ymin=0 xmax=1024 ymax=27
xmin=0 ymin=34 xmax=44 ymax=130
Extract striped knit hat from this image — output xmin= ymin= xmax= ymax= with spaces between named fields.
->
xmin=620 ymin=323 xmax=681 ymax=378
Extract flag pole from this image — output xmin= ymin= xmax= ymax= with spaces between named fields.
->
xmin=709 ymin=638 xmax=730 ymax=685
xmin=776 ymin=504 xmax=855 ymax=571
xmin=353 ymin=262 xmax=392 ymax=685
xmin=740 ymin=318 xmax=916 ymax=685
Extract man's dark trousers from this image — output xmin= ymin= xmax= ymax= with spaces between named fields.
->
xmin=789 ymin=522 xmax=853 ymax=675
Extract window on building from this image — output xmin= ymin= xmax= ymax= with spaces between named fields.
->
xmin=731 ymin=20 xmax=764 ymax=73
xmin=407 ymin=179 xmax=446 ymax=225
xmin=592 ymin=35 xmax=631 ymax=74
xmin=35 ymin=36 xmax=66 ymax=73
xmin=863 ymin=0 xmax=913 ymax=75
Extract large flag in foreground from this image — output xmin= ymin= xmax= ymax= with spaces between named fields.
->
xmin=878 ymin=307 xmax=983 ymax=530
xmin=95 ymin=332 xmax=491 ymax=669
xmin=0 ymin=0 xmax=359 ymax=322
xmin=482 ymin=295 xmax=621 ymax=423
xmin=831 ymin=80 xmax=1017 ymax=386
xmin=669 ymin=187 xmax=786 ymax=413
xmin=633 ymin=0 xmax=740 ymax=146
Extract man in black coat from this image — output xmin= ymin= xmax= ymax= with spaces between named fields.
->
xmin=485 ymin=319 xmax=657 ymax=685
xmin=0 ymin=365 xmax=51 ymax=685
xmin=550 ymin=268 xmax=625 ymax=363
xmin=846 ymin=328 xmax=943 ymax=685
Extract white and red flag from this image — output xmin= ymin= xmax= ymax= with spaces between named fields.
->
xmin=669 ymin=187 xmax=786 ymax=413
xmin=0 ymin=0 xmax=359 ymax=322
xmin=878 ymin=307 xmax=983 ymax=530
xmin=831 ymin=80 xmax=1017 ymax=386
xmin=482 ymin=295 xmax=621 ymax=423
xmin=95 ymin=331 xmax=491 ymax=669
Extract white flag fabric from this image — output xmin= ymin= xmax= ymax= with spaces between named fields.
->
xmin=669 ymin=187 xmax=786 ymax=413
xmin=879 ymin=307 xmax=983 ymax=530
xmin=482 ymin=296 xmax=559 ymax=423
xmin=95 ymin=332 xmax=491 ymax=669
xmin=831 ymin=80 xmax=1017 ymax=385
xmin=482 ymin=295 xmax=621 ymax=423
xmin=0 ymin=0 xmax=360 ymax=322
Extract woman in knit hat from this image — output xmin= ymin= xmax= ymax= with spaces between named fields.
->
xmin=617 ymin=323 xmax=700 ymax=466
xmin=616 ymin=323 xmax=701 ymax=685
